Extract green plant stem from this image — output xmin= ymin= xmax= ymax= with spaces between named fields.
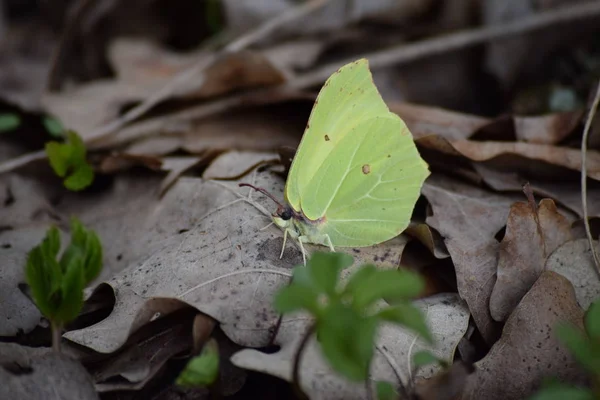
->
xmin=51 ymin=321 xmax=62 ymax=353
xmin=292 ymin=323 xmax=315 ymax=400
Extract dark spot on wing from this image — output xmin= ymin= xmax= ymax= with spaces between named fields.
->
xmin=387 ymin=154 xmax=391 ymax=158
xmin=324 ymin=135 xmax=330 ymax=141
xmin=362 ymin=164 xmax=371 ymax=174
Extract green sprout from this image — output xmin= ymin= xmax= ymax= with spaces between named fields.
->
xmin=274 ymin=252 xmax=434 ymax=398
xmin=45 ymin=130 xmax=94 ymax=191
xmin=25 ymin=218 xmax=103 ymax=352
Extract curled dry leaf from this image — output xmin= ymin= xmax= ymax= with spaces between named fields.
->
xmin=472 ymin=163 xmax=598 ymax=219
xmin=390 ymin=103 xmax=489 ymax=140
xmin=451 ymin=140 xmax=600 ymax=180
xmin=546 ymin=238 xmax=600 ymax=311
xmin=423 ymin=175 xmax=522 ymax=344
xmin=405 ymin=223 xmax=450 ymax=259
xmin=64 ymin=152 xmax=410 ymax=354
xmin=461 ymin=271 xmax=588 ymax=400
xmin=231 ymin=293 xmax=469 ymax=400
xmin=490 ymin=199 xmax=572 ymax=321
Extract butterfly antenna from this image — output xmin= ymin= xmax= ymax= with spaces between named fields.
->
xmin=239 ymin=183 xmax=286 ymax=211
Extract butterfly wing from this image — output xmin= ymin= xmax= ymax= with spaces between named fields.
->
xmin=302 ymin=113 xmax=430 ymax=247
xmin=285 ymin=59 xmax=389 ymax=213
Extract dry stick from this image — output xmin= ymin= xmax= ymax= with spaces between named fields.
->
xmin=292 ymin=323 xmax=315 ymax=400
xmin=581 ymin=81 xmax=600 ymax=277
xmin=289 ymin=0 xmax=600 ymax=89
xmin=3 ymin=0 xmax=600 ymax=174
xmin=0 ymin=0 xmax=331 ymax=174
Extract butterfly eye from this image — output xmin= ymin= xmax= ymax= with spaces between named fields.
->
xmin=280 ymin=209 xmax=293 ymax=220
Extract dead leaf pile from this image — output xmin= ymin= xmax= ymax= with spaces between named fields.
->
xmin=2 ymin=1 xmax=600 ymax=400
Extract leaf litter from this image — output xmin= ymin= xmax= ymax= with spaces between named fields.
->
xmin=2 ymin=1 xmax=600 ymax=399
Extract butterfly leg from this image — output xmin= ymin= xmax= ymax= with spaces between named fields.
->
xmin=279 ymin=228 xmax=289 ymax=259
xmin=324 ymin=234 xmax=335 ymax=252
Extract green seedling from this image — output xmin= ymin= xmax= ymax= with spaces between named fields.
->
xmin=45 ymin=130 xmax=94 ymax=191
xmin=0 ymin=113 xmax=21 ymax=132
xmin=25 ymin=218 xmax=103 ymax=352
xmin=274 ymin=252 xmax=433 ymax=398
xmin=176 ymin=339 xmax=220 ymax=388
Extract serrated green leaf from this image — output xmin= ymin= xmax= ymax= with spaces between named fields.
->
xmin=82 ymin=228 xmax=103 ymax=284
xmin=584 ymin=299 xmax=600 ymax=340
xmin=176 ymin=339 xmax=220 ymax=388
xmin=317 ymin=304 xmax=376 ymax=381
xmin=0 ymin=113 xmax=21 ymax=132
xmin=528 ymin=382 xmax=594 ymax=400
xmin=377 ymin=302 xmax=432 ymax=343
xmin=274 ymin=284 xmax=320 ymax=314
xmin=376 ymin=381 xmax=398 ymax=400
xmin=43 ymin=117 xmax=65 ymax=138
xmin=351 ymin=269 xmax=425 ymax=309
xmin=64 ymin=164 xmax=94 ymax=191
xmin=556 ymin=322 xmax=600 ymax=375
xmin=307 ymin=252 xmax=352 ymax=295
xmin=412 ymin=350 xmax=441 ymax=369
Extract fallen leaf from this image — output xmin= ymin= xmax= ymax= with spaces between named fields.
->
xmin=63 ymin=152 xmax=410 ymax=354
xmin=490 ymin=199 xmax=572 ymax=321
xmin=423 ymin=174 xmax=522 ymax=344
xmin=390 ymin=103 xmax=490 ymax=140
xmin=0 ymin=343 xmax=99 ymax=400
xmin=231 ymin=293 xmax=469 ymax=400
xmin=461 ymin=271 xmax=588 ymax=400
xmin=546 ymin=238 xmax=600 ymax=311
xmin=42 ymin=39 xmax=287 ymax=136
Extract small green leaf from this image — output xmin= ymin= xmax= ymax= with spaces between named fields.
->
xmin=274 ymin=284 xmax=320 ymax=315
xmin=307 ymin=252 xmax=352 ymax=295
xmin=0 ymin=113 xmax=21 ymax=132
xmin=46 ymin=141 xmax=72 ymax=177
xmin=64 ymin=164 xmax=94 ymax=191
xmin=584 ymin=299 xmax=600 ymax=340
xmin=176 ymin=339 xmax=220 ymax=388
xmin=26 ymin=246 xmax=62 ymax=319
xmin=528 ymin=382 xmax=594 ymax=400
xmin=317 ymin=304 xmax=376 ymax=381
xmin=351 ymin=269 xmax=425 ymax=309
xmin=412 ymin=350 xmax=442 ymax=369
xmin=45 ymin=130 xmax=94 ymax=191
xmin=43 ymin=117 xmax=65 ymax=138
xmin=377 ymin=302 xmax=433 ymax=343
xmin=556 ymin=322 xmax=600 ymax=374
xmin=344 ymin=265 xmax=377 ymax=296
xmin=375 ymin=381 xmax=398 ymax=400
xmin=55 ymin=256 xmax=85 ymax=324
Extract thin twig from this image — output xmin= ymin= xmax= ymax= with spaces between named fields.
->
xmin=289 ymin=0 xmax=600 ymax=89
xmin=292 ymin=323 xmax=315 ymax=400
xmin=51 ymin=321 xmax=62 ymax=353
xmin=3 ymin=0 xmax=600 ymax=174
xmin=581 ymin=80 xmax=600 ymax=277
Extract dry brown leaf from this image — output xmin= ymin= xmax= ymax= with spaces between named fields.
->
xmin=490 ymin=199 xmax=572 ymax=321
xmin=63 ymin=152 xmax=411 ymax=354
xmin=390 ymin=103 xmax=490 ymax=140
xmin=405 ymin=222 xmax=450 ymax=259
xmin=42 ymin=39 xmax=287 ymax=136
xmin=423 ymin=175 xmax=522 ymax=344
xmin=546 ymin=238 xmax=600 ymax=311
xmin=232 ymin=293 xmax=469 ymax=400
xmin=0 ymin=343 xmax=99 ymax=400
xmin=472 ymin=163 xmax=598 ymax=219
xmin=461 ymin=271 xmax=588 ymax=400
xmin=512 ymin=111 xmax=583 ymax=144
xmin=451 ymin=140 xmax=600 ymax=180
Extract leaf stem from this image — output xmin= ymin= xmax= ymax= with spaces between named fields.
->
xmin=51 ymin=321 xmax=62 ymax=353
xmin=292 ymin=323 xmax=315 ymax=400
